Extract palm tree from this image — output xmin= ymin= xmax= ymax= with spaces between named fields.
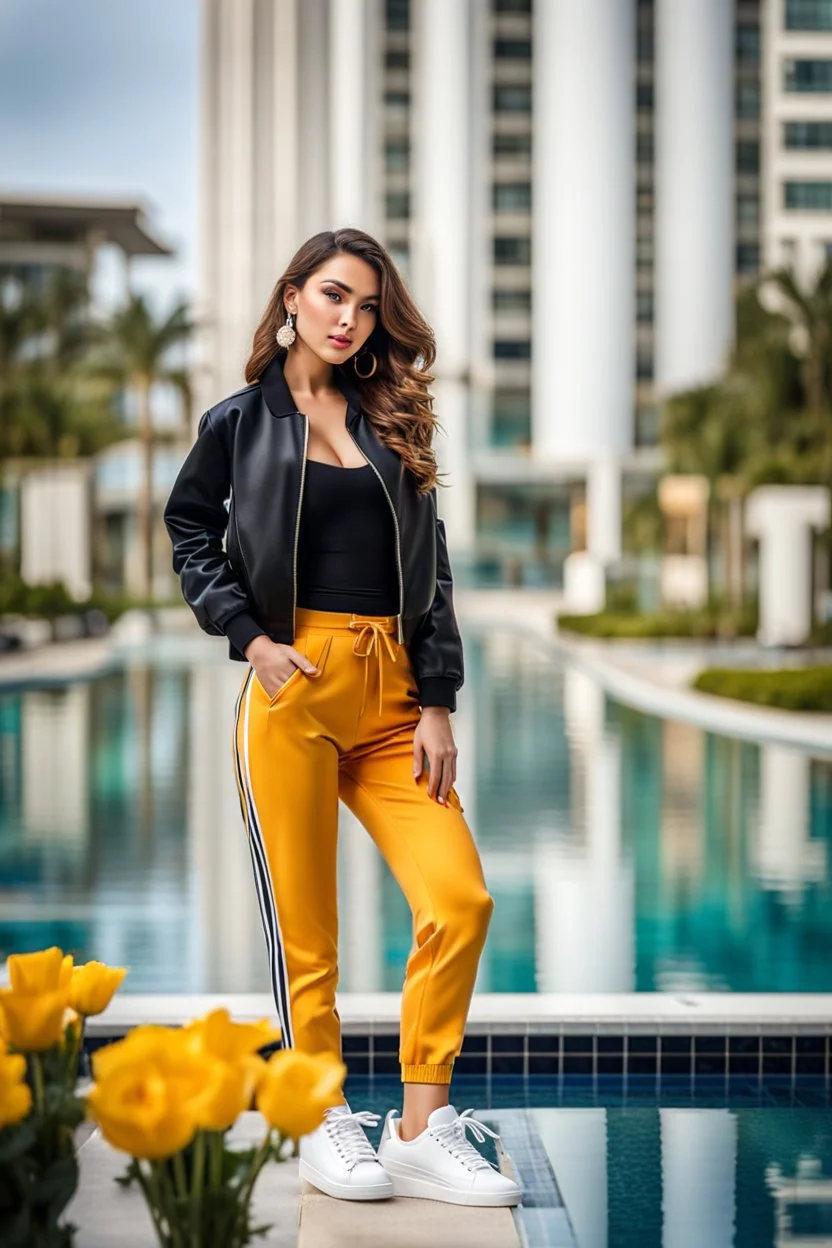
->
xmin=96 ymin=294 xmax=194 ymax=599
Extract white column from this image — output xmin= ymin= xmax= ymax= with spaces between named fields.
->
xmin=536 ymin=1111 xmax=608 ymax=1248
xmin=661 ymin=1110 xmax=737 ymax=1248
xmin=654 ymin=0 xmax=734 ymax=395
xmin=411 ymin=0 xmax=475 ymax=550
xmin=745 ymin=485 xmax=831 ymax=646
xmin=535 ymin=669 xmax=634 ymax=993
xmin=754 ymin=745 xmax=827 ymax=896
xmin=328 ymin=0 xmax=381 ymax=233
xmin=531 ymin=0 xmax=635 ymax=460
xmin=339 ymin=805 xmax=384 ymax=992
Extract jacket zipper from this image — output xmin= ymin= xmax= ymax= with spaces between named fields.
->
xmin=292 ymin=413 xmax=310 ymax=637
xmin=347 ymin=426 xmax=405 ymax=643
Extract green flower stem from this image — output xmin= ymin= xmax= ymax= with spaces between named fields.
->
xmin=29 ymin=1052 xmax=45 ymax=1114
xmin=209 ymin=1130 xmax=223 ymax=1189
xmin=136 ymin=1162 xmax=171 ymax=1248
xmin=150 ymin=1159 xmax=184 ymax=1248
xmin=237 ymin=1130 xmax=274 ymax=1221
xmin=189 ymin=1132 xmax=205 ymax=1248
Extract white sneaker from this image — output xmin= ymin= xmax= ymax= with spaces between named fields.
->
xmin=377 ymin=1104 xmax=523 ymax=1207
xmin=298 ymin=1102 xmax=394 ymax=1201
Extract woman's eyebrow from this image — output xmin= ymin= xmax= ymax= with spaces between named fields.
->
xmin=320 ymin=278 xmax=380 ymax=301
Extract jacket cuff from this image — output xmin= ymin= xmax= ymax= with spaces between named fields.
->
xmin=417 ymin=677 xmax=457 ymax=712
xmin=223 ymin=610 xmax=266 ymax=658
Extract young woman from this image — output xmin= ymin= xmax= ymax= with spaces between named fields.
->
xmin=163 ymin=228 xmax=521 ymax=1208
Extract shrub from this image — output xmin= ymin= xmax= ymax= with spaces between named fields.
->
xmin=692 ymin=666 xmax=832 ymax=712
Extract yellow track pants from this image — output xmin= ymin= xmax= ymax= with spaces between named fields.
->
xmin=231 ymin=607 xmax=494 ymax=1085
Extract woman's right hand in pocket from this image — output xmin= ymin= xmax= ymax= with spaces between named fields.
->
xmin=243 ymin=636 xmax=317 ymax=699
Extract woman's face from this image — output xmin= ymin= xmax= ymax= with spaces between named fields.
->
xmin=285 ymin=253 xmax=380 ymax=365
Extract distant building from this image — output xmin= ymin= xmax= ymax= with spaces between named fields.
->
xmin=197 ymin=0 xmax=808 ymax=598
xmin=0 ymin=192 xmax=182 ymax=599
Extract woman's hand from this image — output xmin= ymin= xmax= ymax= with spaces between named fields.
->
xmin=244 ymin=635 xmax=317 ymax=699
xmin=413 ymin=706 xmax=457 ymax=804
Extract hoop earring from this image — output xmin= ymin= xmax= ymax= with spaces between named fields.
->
xmin=276 ymin=311 xmax=296 ymax=348
xmin=353 ymin=349 xmax=377 ymax=379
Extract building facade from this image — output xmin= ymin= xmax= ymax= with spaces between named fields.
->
xmin=198 ymin=0 xmax=825 ymax=592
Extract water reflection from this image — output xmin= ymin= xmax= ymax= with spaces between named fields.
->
xmin=0 ymin=629 xmax=831 ymax=994
xmin=530 ymin=1104 xmax=832 ymax=1248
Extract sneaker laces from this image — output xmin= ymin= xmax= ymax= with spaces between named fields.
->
xmin=323 ymin=1108 xmax=382 ymax=1171
xmin=429 ymin=1109 xmax=499 ymax=1173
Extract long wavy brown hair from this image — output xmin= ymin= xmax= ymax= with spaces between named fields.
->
xmin=245 ymin=228 xmax=444 ymax=495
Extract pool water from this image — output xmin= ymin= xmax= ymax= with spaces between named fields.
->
xmin=347 ymin=1075 xmax=832 ymax=1248
xmin=1 ymin=626 xmax=831 ymax=993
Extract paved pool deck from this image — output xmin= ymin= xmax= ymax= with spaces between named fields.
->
xmin=68 ymin=1112 xmax=525 ymax=1247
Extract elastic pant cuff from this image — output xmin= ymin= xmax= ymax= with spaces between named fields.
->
xmin=401 ymin=1063 xmax=454 ymax=1085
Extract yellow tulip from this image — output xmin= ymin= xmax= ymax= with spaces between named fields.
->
xmin=7 ymin=947 xmax=73 ymax=995
xmin=256 ymin=1049 xmax=346 ymax=1139
xmin=0 ymin=1044 xmax=32 ymax=1127
xmin=88 ymin=1025 xmax=233 ymax=1155
xmin=183 ymin=1008 xmax=281 ymax=1063
xmin=0 ymin=987 xmax=68 ymax=1052
xmin=91 ymin=1026 xmax=184 ymax=1082
xmin=87 ymin=1066 xmax=199 ymax=1160
xmin=69 ymin=962 xmax=127 ymax=1017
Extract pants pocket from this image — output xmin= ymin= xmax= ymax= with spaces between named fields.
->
xmin=257 ymin=633 xmax=333 ymax=708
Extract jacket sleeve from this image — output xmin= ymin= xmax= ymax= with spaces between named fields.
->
xmin=408 ymin=492 xmax=464 ymax=712
xmin=163 ymin=410 xmax=264 ymax=652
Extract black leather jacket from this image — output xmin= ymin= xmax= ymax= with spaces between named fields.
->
xmin=163 ymin=351 xmax=463 ymax=710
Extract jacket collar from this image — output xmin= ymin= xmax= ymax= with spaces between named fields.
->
xmin=260 ymin=349 xmax=364 ymax=426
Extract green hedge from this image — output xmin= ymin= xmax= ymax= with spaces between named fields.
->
xmin=692 ymin=666 xmax=832 ymax=712
xmin=0 ymin=573 xmax=171 ymax=624
xmin=557 ymin=606 xmax=758 ymax=639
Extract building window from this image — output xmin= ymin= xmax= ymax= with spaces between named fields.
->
xmin=493 ymin=133 xmax=532 ymax=158
xmin=636 ymin=237 xmax=654 ymax=266
xmin=736 ymin=25 xmax=760 ymax=65
xmin=636 ymin=350 xmax=654 ymax=380
xmin=637 ymin=292 xmax=654 ymax=323
xmin=385 ymin=0 xmax=408 ymax=30
xmin=494 ymin=339 xmax=531 ymax=360
xmin=636 ymin=132 xmax=654 ymax=162
xmin=637 ymin=29 xmax=654 ymax=61
xmin=493 ymin=288 xmax=532 ymax=312
xmin=494 ymin=0 xmax=532 ymax=12
xmin=385 ymin=191 xmax=410 ymax=219
xmin=494 ymin=236 xmax=532 ymax=265
xmin=493 ymin=85 xmax=532 ymax=113
xmin=493 ymin=182 xmax=532 ymax=212
xmin=737 ymin=194 xmax=759 ymax=225
xmin=785 ymin=180 xmax=832 ymax=209
xmin=737 ymin=81 xmax=760 ymax=119
xmin=491 ymin=389 xmax=531 ymax=448
xmin=385 ymin=138 xmax=409 ymax=171
xmin=637 ymin=82 xmax=654 ymax=110
xmin=384 ymin=90 xmax=410 ymax=108
xmin=494 ymin=38 xmax=532 ymax=59
xmin=736 ymin=140 xmax=760 ymax=173
xmin=385 ymin=50 xmax=409 ymax=71
xmin=784 ymin=58 xmax=832 ymax=92
xmin=737 ymin=244 xmax=761 ymax=272
xmin=784 ymin=120 xmax=832 ymax=148
xmin=786 ymin=0 xmax=832 ymax=31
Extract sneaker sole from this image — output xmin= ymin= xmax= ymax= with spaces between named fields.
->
xmin=298 ymin=1158 xmax=394 ymax=1201
xmin=380 ymin=1160 xmax=522 ymax=1207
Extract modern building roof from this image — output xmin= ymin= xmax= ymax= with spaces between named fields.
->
xmin=0 ymin=191 xmax=173 ymax=257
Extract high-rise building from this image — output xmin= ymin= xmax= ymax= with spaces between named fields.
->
xmin=197 ymin=0 xmax=800 ymax=593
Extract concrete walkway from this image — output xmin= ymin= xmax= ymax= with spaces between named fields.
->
xmin=68 ymin=1112 xmax=521 ymax=1247
xmin=555 ymin=632 xmax=832 ymax=754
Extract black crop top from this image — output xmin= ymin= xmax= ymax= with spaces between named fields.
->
xmin=295 ymin=459 xmax=400 ymax=615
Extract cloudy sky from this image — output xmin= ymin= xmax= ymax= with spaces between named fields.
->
xmin=0 ymin=0 xmax=198 ymax=314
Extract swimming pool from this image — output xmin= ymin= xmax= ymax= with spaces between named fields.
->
xmin=1 ymin=624 xmax=830 ymax=994
xmin=348 ymin=1074 xmax=832 ymax=1248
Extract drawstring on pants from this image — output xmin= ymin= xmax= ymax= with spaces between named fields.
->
xmin=349 ymin=617 xmax=399 ymax=716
